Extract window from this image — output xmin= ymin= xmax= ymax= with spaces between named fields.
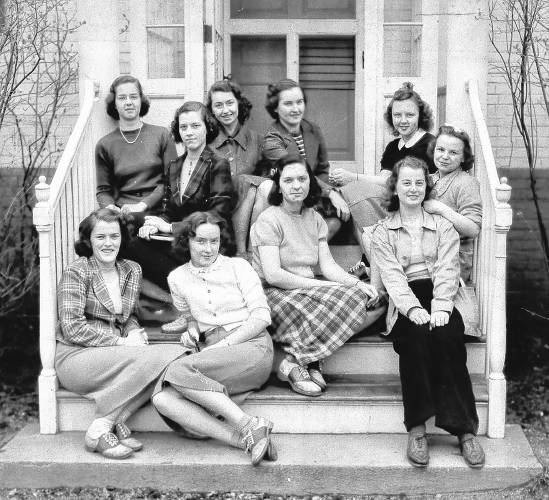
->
xmin=383 ymin=0 xmax=422 ymax=77
xmin=230 ymin=0 xmax=355 ymax=19
xmin=146 ymin=1 xmax=185 ymax=79
xmin=231 ymin=36 xmax=356 ymax=160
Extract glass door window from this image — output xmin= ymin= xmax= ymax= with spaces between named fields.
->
xmin=231 ymin=37 xmax=287 ymax=135
xmin=226 ymin=1 xmax=360 ymax=162
xmin=146 ymin=2 xmax=185 ymax=79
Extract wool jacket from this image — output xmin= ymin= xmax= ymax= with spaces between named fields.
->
xmin=262 ymin=119 xmax=332 ymax=197
xmin=162 ymin=146 xmax=236 ymax=233
xmin=57 ymin=257 xmax=142 ymax=347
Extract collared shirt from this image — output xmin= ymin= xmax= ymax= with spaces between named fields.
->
xmin=397 ymin=129 xmax=427 ymax=150
xmin=167 ymin=255 xmax=271 ymax=333
xmin=209 ymin=124 xmax=262 ymax=177
xmin=371 ymin=210 xmax=460 ymax=333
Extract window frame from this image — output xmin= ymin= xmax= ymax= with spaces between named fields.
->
xmin=126 ymin=0 xmax=204 ymax=99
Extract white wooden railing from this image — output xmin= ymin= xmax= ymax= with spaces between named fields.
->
xmin=32 ymin=79 xmax=99 ymax=434
xmin=466 ymin=79 xmax=513 ymax=439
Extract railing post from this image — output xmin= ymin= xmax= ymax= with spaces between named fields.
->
xmin=488 ymin=178 xmax=512 ymax=438
xmin=33 ymin=176 xmax=58 ymax=434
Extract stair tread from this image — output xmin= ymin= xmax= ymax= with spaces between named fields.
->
xmin=248 ymin=374 xmax=488 ymax=402
xmin=57 ymin=373 xmax=488 ymax=403
xmin=147 ymin=327 xmax=486 ymax=345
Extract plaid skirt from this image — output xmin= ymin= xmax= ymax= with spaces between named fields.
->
xmin=265 ymin=284 xmax=383 ymax=365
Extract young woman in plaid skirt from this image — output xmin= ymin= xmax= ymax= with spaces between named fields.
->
xmin=250 ymin=155 xmax=386 ymax=397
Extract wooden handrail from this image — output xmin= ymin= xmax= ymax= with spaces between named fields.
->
xmin=48 ymin=80 xmax=99 ymax=210
xmin=33 ymin=78 xmax=99 ymax=434
xmin=466 ymin=78 xmax=512 ymax=439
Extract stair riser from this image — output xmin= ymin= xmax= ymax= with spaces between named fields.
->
xmin=321 ymin=343 xmax=486 ymax=375
xmin=57 ymin=399 xmax=488 ymax=435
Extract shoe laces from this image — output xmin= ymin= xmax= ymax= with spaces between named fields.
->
xmin=116 ymin=423 xmax=130 ymax=439
xmin=297 ymin=366 xmax=311 ymax=380
xmin=412 ymin=435 xmax=426 ymax=450
xmin=243 ymin=429 xmax=255 ymax=453
xmin=103 ymin=432 xmax=119 ymax=447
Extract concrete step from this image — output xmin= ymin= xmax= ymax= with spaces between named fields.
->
xmin=56 ymin=374 xmax=489 ymax=434
xmin=0 ymin=424 xmax=541 ymax=495
xmin=323 ymin=333 xmax=486 ymax=375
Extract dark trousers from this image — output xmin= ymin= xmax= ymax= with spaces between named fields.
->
xmin=121 ymin=238 xmax=184 ymax=291
xmin=390 ymin=279 xmax=479 ymax=436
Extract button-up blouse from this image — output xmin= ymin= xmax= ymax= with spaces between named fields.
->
xmin=371 ymin=210 xmax=460 ymax=333
xmin=167 ymin=255 xmax=271 ymax=333
xmin=209 ymin=124 xmax=263 ymax=177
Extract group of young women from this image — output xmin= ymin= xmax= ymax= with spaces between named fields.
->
xmin=55 ymin=75 xmax=484 ymax=469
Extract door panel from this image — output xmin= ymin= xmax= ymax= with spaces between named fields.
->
xmin=231 ymin=37 xmax=287 ymax=135
xmin=299 ymin=37 xmax=355 ymax=161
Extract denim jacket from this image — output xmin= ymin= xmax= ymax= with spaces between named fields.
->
xmin=371 ymin=210 xmax=460 ymax=333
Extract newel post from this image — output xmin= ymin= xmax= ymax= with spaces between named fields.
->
xmin=33 ymin=176 xmax=58 ymax=434
xmin=488 ymin=177 xmax=512 ymax=438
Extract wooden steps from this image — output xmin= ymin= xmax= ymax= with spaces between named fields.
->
xmin=56 ymin=373 xmax=488 ymax=435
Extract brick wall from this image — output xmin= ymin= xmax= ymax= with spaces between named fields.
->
xmin=487 ymin=5 xmax=549 ymax=309
xmin=501 ymin=168 xmax=549 ymax=310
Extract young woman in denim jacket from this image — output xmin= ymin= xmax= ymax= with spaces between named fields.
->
xmin=371 ymin=156 xmax=485 ymax=469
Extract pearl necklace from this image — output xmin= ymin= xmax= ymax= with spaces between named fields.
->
xmin=119 ymin=122 xmax=143 ymax=144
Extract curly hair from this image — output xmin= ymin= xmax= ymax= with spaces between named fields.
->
xmin=383 ymin=156 xmax=433 ymax=212
xmin=105 ymin=75 xmax=150 ymax=121
xmin=74 ymin=208 xmax=132 ymax=258
xmin=384 ymin=82 xmax=434 ymax=136
xmin=265 ymin=79 xmax=307 ymax=119
xmin=267 ymin=154 xmax=321 ymax=207
xmin=172 ymin=211 xmax=235 ymax=262
xmin=206 ymin=79 xmax=253 ymax=125
xmin=170 ymin=101 xmax=219 ymax=144
xmin=427 ymin=124 xmax=475 ymax=172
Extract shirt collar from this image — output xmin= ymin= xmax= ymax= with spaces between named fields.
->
xmin=386 ymin=209 xmax=437 ymax=231
xmin=211 ymin=124 xmax=248 ymax=151
xmin=398 ymin=129 xmax=426 ymax=150
xmin=188 ymin=254 xmax=226 ymax=275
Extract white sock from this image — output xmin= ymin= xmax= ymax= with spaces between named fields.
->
xmin=86 ymin=417 xmax=115 ymax=439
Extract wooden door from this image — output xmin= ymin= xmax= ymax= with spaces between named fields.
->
xmin=224 ymin=0 xmax=363 ymax=167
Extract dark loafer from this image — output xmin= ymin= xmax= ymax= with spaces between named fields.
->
xmin=407 ymin=433 xmax=429 ymax=467
xmin=460 ymin=436 xmax=485 ymax=468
